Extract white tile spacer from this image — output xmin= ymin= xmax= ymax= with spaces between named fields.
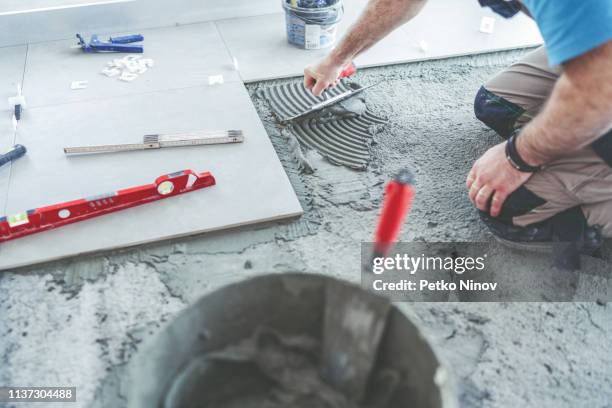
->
xmin=101 ymin=67 xmax=121 ymax=77
xmin=418 ymin=40 xmax=429 ymax=53
xmin=141 ymin=59 xmax=154 ymax=68
xmin=232 ymin=56 xmax=239 ymax=71
xmin=208 ymin=74 xmax=224 ymax=85
xmin=125 ymin=62 xmax=140 ymax=73
xmin=136 ymin=66 xmax=148 ymax=75
xmin=70 ymin=80 xmax=89 ymax=90
xmin=8 ymin=82 xmax=26 ymax=109
xmin=8 ymin=95 xmax=26 ymax=109
xmin=119 ymin=72 xmax=138 ymax=82
xmin=480 ymin=16 xmax=496 ymax=34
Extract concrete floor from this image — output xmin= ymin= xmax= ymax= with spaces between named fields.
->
xmin=1 ymin=50 xmax=610 ymax=408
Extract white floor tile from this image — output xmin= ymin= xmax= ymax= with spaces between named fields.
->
xmin=392 ymin=0 xmax=542 ymax=64
xmin=0 ymin=83 xmax=302 ymax=269
xmin=24 ymin=22 xmax=241 ymax=107
xmin=0 ymin=45 xmax=27 ymax=215
xmin=217 ymin=0 xmax=542 ymax=82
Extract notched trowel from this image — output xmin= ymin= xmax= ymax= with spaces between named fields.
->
xmin=281 ymin=83 xmax=379 ymax=124
xmin=321 ymin=283 xmax=392 ymax=404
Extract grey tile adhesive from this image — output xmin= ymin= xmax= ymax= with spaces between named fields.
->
xmin=261 ymin=80 xmax=387 ymax=170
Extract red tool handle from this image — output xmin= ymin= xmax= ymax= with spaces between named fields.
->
xmin=339 ymin=62 xmax=357 ymax=79
xmin=374 ymin=169 xmax=415 ymax=256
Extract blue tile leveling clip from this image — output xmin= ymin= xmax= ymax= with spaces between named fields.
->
xmin=76 ymin=34 xmax=144 ymax=53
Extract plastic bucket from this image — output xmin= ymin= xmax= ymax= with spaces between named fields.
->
xmin=282 ymin=0 xmax=344 ymax=50
xmin=128 ymin=274 xmax=458 ymax=408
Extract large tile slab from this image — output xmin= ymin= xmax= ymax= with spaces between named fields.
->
xmin=217 ymin=0 xmax=542 ymax=82
xmin=394 ymin=0 xmax=542 ymax=62
xmin=0 ymin=118 xmax=16 ymax=217
xmin=0 ymin=44 xmax=27 ymax=106
xmin=0 ymin=45 xmax=27 ymax=215
xmin=24 ymin=22 xmax=241 ymax=107
xmin=215 ymin=0 xmax=404 ymax=82
xmin=0 ymin=83 xmax=302 ymax=269
xmin=0 ymin=0 xmax=277 ymax=48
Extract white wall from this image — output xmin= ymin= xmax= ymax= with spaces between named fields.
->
xmin=0 ymin=0 xmax=133 ymax=16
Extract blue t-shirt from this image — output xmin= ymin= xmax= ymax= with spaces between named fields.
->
xmin=521 ymin=0 xmax=612 ymax=65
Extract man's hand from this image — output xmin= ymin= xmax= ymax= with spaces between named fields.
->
xmin=466 ymin=142 xmax=532 ymax=217
xmin=303 ymin=0 xmax=428 ymax=96
xmin=304 ymin=57 xmax=347 ymax=97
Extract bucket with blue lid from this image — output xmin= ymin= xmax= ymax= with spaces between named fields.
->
xmin=283 ymin=0 xmax=344 ymax=50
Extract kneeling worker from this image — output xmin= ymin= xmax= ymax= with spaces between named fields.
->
xmin=304 ymin=0 xmax=612 ymax=252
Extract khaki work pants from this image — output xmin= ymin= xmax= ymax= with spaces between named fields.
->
xmin=476 ymin=46 xmax=612 ymax=237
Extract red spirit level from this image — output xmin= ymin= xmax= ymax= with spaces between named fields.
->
xmin=0 ymin=169 xmax=215 ymax=243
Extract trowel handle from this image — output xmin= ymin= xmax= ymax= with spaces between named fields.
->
xmin=0 ymin=144 xmax=26 ymax=168
xmin=374 ymin=169 xmax=415 ymax=256
xmin=339 ymin=62 xmax=357 ymax=79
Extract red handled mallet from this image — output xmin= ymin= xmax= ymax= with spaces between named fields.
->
xmin=339 ymin=62 xmax=357 ymax=79
xmin=373 ymin=169 xmax=416 ymax=258
xmin=320 ymin=62 xmax=357 ymax=99
xmin=322 ymin=168 xmax=414 ymax=398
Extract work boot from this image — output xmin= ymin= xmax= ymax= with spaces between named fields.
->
xmin=479 ymin=208 xmax=604 ymax=269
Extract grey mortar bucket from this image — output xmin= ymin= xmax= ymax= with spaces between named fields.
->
xmin=127 ymin=273 xmax=457 ymax=408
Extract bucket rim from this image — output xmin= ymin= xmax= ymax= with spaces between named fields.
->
xmin=282 ymin=0 xmax=344 ymax=14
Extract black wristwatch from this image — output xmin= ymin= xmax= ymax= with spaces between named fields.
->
xmin=505 ymin=131 xmax=541 ymax=173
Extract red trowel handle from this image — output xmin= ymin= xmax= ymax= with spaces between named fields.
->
xmin=339 ymin=62 xmax=357 ymax=79
xmin=374 ymin=169 xmax=415 ymax=256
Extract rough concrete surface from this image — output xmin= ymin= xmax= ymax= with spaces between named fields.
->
xmin=1 ymin=50 xmax=611 ymax=408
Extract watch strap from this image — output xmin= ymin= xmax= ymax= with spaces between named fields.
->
xmin=505 ymin=132 xmax=541 ymax=173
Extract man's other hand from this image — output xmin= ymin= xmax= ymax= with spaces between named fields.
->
xmin=304 ymin=58 xmax=346 ymax=97
xmin=466 ymin=142 xmax=533 ymax=217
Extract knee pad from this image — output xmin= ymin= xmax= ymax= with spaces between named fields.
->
xmin=497 ymin=186 xmax=546 ymax=224
xmin=473 ymin=86 xmax=525 ymax=139
xmin=485 ymin=186 xmax=588 ymax=241
xmin=481 ymin=202 xmax=599 ymax=246
xmin=591 ymin=128 xmax=612 ymax=167
xmin=478 ymin=186 xmax=549 ymax=241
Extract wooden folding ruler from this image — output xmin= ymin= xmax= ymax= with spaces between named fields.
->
xmin=64 ymin=130 xmax=244 ymax=155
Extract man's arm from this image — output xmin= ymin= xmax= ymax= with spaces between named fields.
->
xmin=305 ymin=0 xmax=428 ymax=96
xmin=517 ymin=40 xmax=612 ymax=166
xmin=467 ymin=40 xmax=612 ymax=217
